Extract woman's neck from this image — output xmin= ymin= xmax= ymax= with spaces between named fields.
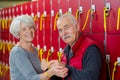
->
xmin=17 ymin=41 xmax=33 ymax=52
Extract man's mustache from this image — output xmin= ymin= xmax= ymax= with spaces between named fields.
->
xmin=62 ymin=34 xmax=73 ymax=40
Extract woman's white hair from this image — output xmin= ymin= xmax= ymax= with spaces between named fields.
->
xmin=9 ymin=15 xmax=35 ymax=39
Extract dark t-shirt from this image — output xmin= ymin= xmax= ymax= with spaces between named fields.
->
xmin=64 ymin=45 xmax=102 ymax=80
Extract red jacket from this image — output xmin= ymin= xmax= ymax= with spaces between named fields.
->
xmin=68 ymin=35 xmax=101 ymax=70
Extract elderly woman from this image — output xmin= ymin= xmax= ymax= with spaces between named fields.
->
xmin=9 ymin=15 xmax=68 ymax=80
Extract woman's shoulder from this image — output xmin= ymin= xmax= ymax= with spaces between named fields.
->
xmin=10 ymin=45 xmax=27 ymax=56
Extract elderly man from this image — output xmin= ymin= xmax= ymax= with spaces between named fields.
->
xmin=56 ymin=13 xmax=102 ymax=80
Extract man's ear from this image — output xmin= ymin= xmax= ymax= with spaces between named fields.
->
xmin=76 ymin=22 xmax=80 ymax=31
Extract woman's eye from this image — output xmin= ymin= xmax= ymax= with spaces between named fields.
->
xmin=22 ymin=28 xmax=26 ymax=31
xmin=29 ymin=26 xmax=35 ymax=29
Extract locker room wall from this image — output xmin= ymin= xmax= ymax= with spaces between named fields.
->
xmin=0 ymin=0 xmax=120 ymax=80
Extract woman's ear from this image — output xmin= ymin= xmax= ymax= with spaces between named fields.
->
xmin=17 ymin=32 xmax=20 ymax=39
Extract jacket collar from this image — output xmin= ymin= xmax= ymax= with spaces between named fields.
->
xmin=71 ymin=34 xmax=85 ymax=54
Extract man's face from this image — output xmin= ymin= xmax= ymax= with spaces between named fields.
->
xmin=57 ymin=17 xmax=79 ymax=46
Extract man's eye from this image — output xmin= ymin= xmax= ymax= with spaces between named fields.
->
xmin=65 ymin=26 xmax=70 ymax=30
xmin=58 ymin=29 xmax=62 ymax=33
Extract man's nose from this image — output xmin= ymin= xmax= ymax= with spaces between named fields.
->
xmin=26 ymin=28 xmax=32 ymax=32
xmin=62 ymin=29 xmax=68 ymax=36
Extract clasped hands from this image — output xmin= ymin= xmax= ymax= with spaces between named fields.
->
xmin=41 ymin=59 xmax=68 ymax=78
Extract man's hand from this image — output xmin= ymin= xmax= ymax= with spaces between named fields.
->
xmin=49 ymin=60 xmax=65 ymax=68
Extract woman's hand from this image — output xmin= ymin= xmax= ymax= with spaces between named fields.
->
xmin=41 ymin=59 xmax=49 ymax=71
xmin=48 ymin=60 xmax=68 ymax=78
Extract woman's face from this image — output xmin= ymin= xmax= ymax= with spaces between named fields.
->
xmin=19 ymin=22 xmax=35 ymax=43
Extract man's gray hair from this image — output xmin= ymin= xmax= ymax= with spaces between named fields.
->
xmin=57 ymin=13 xmax=77 ymax=26
xmin=9 ymin=15 xmax=35 ymax=39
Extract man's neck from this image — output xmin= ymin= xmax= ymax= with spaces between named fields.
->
xmin=70 ymin=32 xmax=81 ymax=48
